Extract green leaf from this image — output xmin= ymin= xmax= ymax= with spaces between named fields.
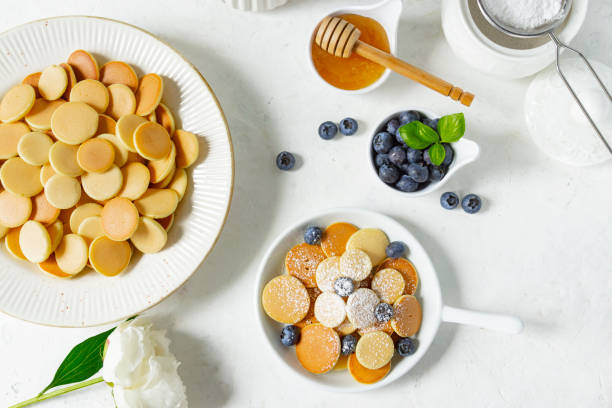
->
xmin=39 ymin=326 xmax=115 ymax=396
xmin=428 ymin=143 xmax=446 ymax=166
xmin=399 ymin=121 xmax=439 ymax=150
xmin=438 ymin=113 xmax=465 ymax=143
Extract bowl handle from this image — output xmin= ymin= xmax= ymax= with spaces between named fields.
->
xmin=442 ymin=305 xmax=523 ymax=334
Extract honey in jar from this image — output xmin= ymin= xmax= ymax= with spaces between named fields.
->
xmin=311 ymin=14 xmax=390 ymax=91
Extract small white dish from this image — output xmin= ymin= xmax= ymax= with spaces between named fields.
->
xmin=255 ymin=208 xmax=522 ymax=392
xmin=370 ymin=107 xmax=480 ymax=197
xmin=307 ymin=0 xmax=403 ymax=94
xmin=222 ymin=0 xmax=287 ymax=12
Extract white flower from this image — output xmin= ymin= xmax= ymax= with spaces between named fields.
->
xmin=102 ymin=318 xmax=188 ymax=408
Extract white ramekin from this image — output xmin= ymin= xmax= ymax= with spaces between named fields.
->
xmin=222 ymin=0 xmax=287 ymax=12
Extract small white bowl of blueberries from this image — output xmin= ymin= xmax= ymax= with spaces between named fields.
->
xmin=370 ymin=108 xmax=480 ymax=198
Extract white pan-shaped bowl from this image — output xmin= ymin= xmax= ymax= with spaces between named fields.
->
xmin=255 ymin=207 xmax=523 ymax=392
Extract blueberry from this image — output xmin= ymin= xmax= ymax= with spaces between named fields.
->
xmin=462 ymin=194 xmax=482 ymax=214
xmin=373 ymin=132 xmax=394 ymax=154
xmin=318 ymin=121 xmax=338 ymax=140
xmin=396 ymin=175 xmax=419 ymax=192
xmin=276 ymin=151 xmax=295 ymax=170
xmin=399 ymin=110 xmax=420 ymax=125
xmin=423 ymin=149 xmax=432 ymax=165
xmin=395 ymin=128 xmax=405 ymax=145
xmin=399 ymin=163 xmax=411 ymax=174
xmin=428 ymin=165 xmax=446 ymax=182
xmin=375 ymin=153 xmax=391 ymax=167
xmin=396 ymin=337 xmax=418 ymax=356
xmin=388 ymin=146 xmax=406 ymax=166
xmin=334 ymin=277 xmax=355 ymax=297
xmin=440 ymin=192 xmax=459 ymax=210
xmin=280 ymin=325 xmax=300 ymax=346
xmin=304 ymin=226 xmax=322 ymax=245
xmin=442 ymin=143 xmax=454 ymax=166
xmin=339 ymin=117 xmax=358 ymax=136
xmin=341 ymin=334 xmax=357 ymax=355
xmin=422 ymin=118 xmax=439 ymax=131
xmin=374 ymin=303 xmax=394 ymax=323
xmin=386 ymin=241 xmax=406 ymax=258
xmin=407 ymin=163 xmax=429 ymax=183
xmin=378 ymin=164 xmax=400 ymax=184
xmin=406 ymin=148 xmax=424 ymax=164
xmin=386 ymin=118 xmax=400 ymax=134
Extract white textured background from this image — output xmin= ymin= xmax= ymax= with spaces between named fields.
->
xmin=1 ymin=0 xmax=611 ymax=407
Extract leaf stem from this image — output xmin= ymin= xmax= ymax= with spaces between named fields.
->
xmin=8 ymin=377 xmax=105 ymax=408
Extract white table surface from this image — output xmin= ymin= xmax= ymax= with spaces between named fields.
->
xmin=1 ymin=0 xmax=611 ymax=407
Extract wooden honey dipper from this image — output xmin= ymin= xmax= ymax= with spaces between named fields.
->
xmin=315 ymin=16 xmax=475 ymax=106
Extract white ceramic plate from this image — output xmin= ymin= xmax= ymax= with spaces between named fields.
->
xmin=0 ymin=16 xmax=234 ymax=327
xmin=255 ymin=208 xmax=522 ymax=392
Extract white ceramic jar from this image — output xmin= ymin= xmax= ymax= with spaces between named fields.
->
xmin=222 ymin=0 xmax=287 ymax=12
xmin=440 ymin=0 xmax=588 ymax=79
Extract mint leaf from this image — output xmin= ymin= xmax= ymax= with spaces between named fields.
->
xmin=39 ymin=326 xmax=115 ymax=395
xmin=438 ymin=113 xmax=465 ymax=143
xmin=399 ymin=121 xmax=439 ymax=150
xmin=428 ymin=143 xmax=446 ymax=166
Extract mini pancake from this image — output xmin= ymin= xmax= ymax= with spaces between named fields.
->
xmin=51 ymin=101 xmax=98 ymax=144
xmin=19 ymin=220 xmax=52 ymax=263
xmin=334 ymin=355 xmax=349 ymax=371
xmin=346 ymin=228 xmax=390 ymax=266
xmin=355 ymin=331 xmax=394 ymax=370
xmin=151 ymin=165 xmax=175 ymax=189
xmin=321 ymin=222 xmax=359 ymax=257
xmin=60 ymin=63 xmax=77 ymax=100
xmin=106 ymin=84 xmax=136 ymax=119
xmin=295 ymin=324 xmax=341 ymax=374
xmin=77 ymin=138 xmax=115 ymax=173
xmin=0 ymin=122 xmax=31 ymax=159
xmin=346 ymin=288 xmax=379 ymax=329
xmin=148 ymin=110 xmax=157 ymax=122
xmin=101 ymin=197 xmax=139 ymax=241
xmin=77 ymin=215 xmax=104 ymax=244
xmin=130 ymin=216 xmax=167 ymax=253
xmin=371 ymin=268 xmax=405 ymax=304
xmin=89 ymin=236 xmax=132 ymax=276
xmin=336 ymin=319 xmax=356 ymax=335
xmin=46 ymin=220 xmax=64 ymax=251
xmin=133 ymin=188 xmax=178 ymax=219
xmin=261 ymin=275 xmax=310 ymax=324
xmin=314 ymin=292 xmax=346 ymax=328
xmin=38 ymin=254 xmax=72 ymax=278
xmin=96 ymin=114 xmax=116 ymax=136
xmin=147 ymin=142 xmax=176 ymax=183
xmin=67 ymin=50 xmax=99 ymax=81
xmin=154 ymin=103 xmax=176 ymax=135
xmin=348 ymin=353 xmax=390 ymax=384
xmin=174 ymin=129 xmax=199 ymax=168
xmin=315 ymin=256 xmax=342 ymax=293
xmin=118 ymin=162 xmax=150 ymax=200
xmin=0 ymin=225 xmax=7 ymax=239
xmin=0 ymin=190 xmax=31 ymax=227
xmin=156 ymin=213 xmax=174 ymax=232
xmin=357 ymin=320 xmax=394 ymax=336
xmin=30 ymin=192 xmax=60 ymax=224
xmin=135 ymin=73 xmax=163 ymax=116
xmin=38 ymin=65 xmax=68 ymax=101
xmin=0 ymin=157 xmax=43 ymax=197
xmin=296 ymin=287 xmax=320 ymax=328
xmin=285 ymin=242 xmax=326 ymax=288
xmin=81 ymin=165 xmax=123 ymax=201
xmin=5 ymin=227 xmax=26 ymax=260
xmin=69 ymin=79 xmax=109 ymax=113
xmin=377 ymin=258 xmax=419 ymax=295
xmin=392 ymin=294 xmax=422 ymax=338
xmin=167 ymin=168 xmax=187 ymax=201
xmin=0 ymin=84 xmax=36 ymax=123
xmin=44 ymin=174 xmax=81 ymax=209
xmin=58 ymin=208 xmax=73 ymax=232
xmin=48 ymin=142 xmax=83 ymax=177
xmin=69 ymin=203 xmax=103 ymax=233
xmin=55 ymin=233 xmax=88 ymax=275
xmin=339 ymin=248 xmax=372 ymax=282
xmin=22 ymin=72 xmax=41 ymax=96
xmin=125 ymin=151 xmax=145 ymax=164
xmin=17 ymin=131 xmax=53 ymax=165
xmin=133 ymin=121 xmax=172 ymax=160
xmin=25 ymin=99 xmax=65 ymax=131
xmin=99 ymin=61 xmax=139 ymax=91
xmin=116 ymin=113 xmax=147 ymax=152
xmin=97 ymin=133 xmax=128 ymax=167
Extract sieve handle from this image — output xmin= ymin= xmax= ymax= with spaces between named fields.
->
xmin=549 ymin=32 xmax=612 ymax=155
xmin=441 ymin=305 xmax=523 ymax=334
